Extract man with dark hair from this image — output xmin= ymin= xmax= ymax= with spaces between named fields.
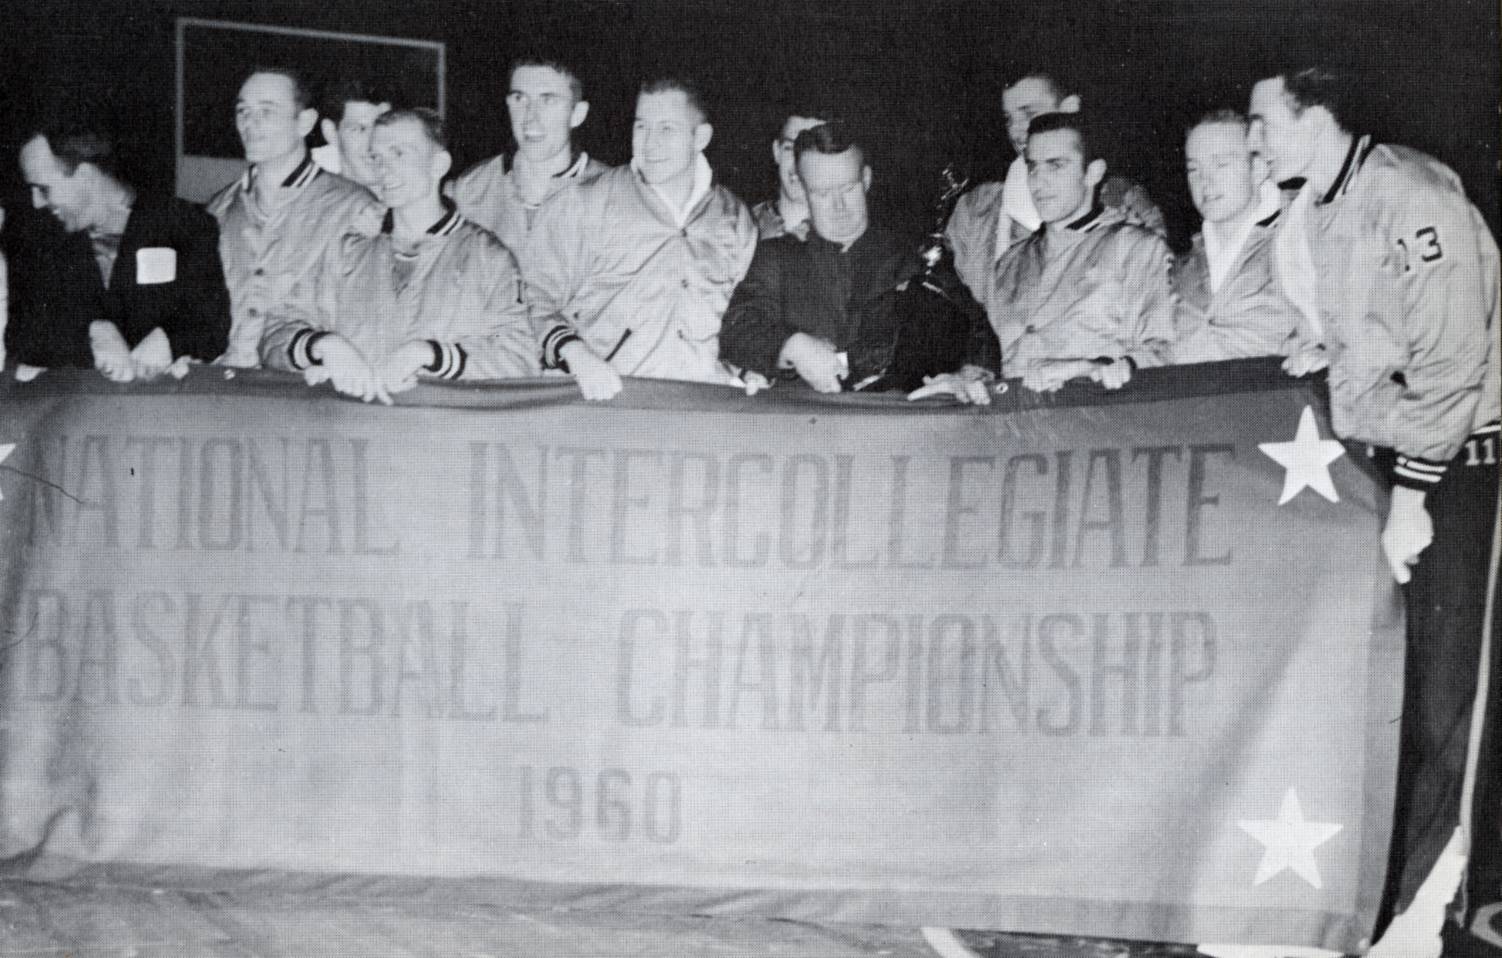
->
xmin=447 ymin=56 xmax=608 ymax=257
xmin=945 ymin=68 xmax=1164 ymax=316
xmin=312 ymin=78 xmax=391 ymax=189
xmin=1248 ymin=64 xmax=1500 ymax=958
xmin=1169 ymin=109 xmax=1297 ymax=364
xmin=208 ymin=66 xmax=378 ymax=367
xmin=11 ymin=120 xmax=230 ymax=378
xmin=522 ymin=75 xmax=755 ymax=399
xmin=261 ymin=108 xmax=536 ymax=403
xmin=751 ymin=106 xmax=837 ymax=241
xmin=721 ymin=122 xmax=918 ymax=392
xmin=912 ymin=111 xmax=1174 ymax=402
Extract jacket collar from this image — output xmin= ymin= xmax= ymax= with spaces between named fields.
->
xmin=1318 ymin=133 xmax=1373 ymax=205
xmin=241 ymin=151 xmax=319 ymax=194
xmin=381 ymin=196 xmax=463 ymax=237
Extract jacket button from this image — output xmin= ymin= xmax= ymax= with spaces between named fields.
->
xmin=253 ymin=268 xmax=265 ymax=276
xmin=680 ymin=279 xmax=689 ymax=289
xmin=1024 ymin=324 xmax=1036 ymax=334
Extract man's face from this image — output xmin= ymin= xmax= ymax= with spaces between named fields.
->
xmin=236 ymin=72 xmax=314 ymax=165
xmin=20 ymin=136 xmax=93 ymax=232
xmin=508 ymin=65 xmax=587 ymax=164
xmin=773 ymin=115 xmax=827 ymax=204
xmin=368 ymin=118 xmax=449 ymax=210
xmin=632 ymin=90 xmax=708 ymax=186
xmin=329 ymin=100 xmax=390 ymax=186
xmin=1185 ymin=122 xmax=1262 ymax=224
xmin=1248 ymin=77 xmax=1314 ymax=184
xmin=1026 ymin=128 xmax=1102 ymax=225
xmin=1002 ymin=76 xmax=1063 ymax=155
xmin=798 ymin=147 xmax=870 ymax=245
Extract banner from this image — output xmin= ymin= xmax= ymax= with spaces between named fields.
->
xmin=0 ymin=362 xmax=1401 ymax=952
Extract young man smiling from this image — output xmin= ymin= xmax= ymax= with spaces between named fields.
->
xmin=260 ymin=109 xmax=535 ymax=403
xmin=522 ymin=76 xmax=755 ymax=399
xmin=913 ymin=111 xmax=1174 ymax=403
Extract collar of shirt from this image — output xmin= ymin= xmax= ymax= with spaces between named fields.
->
xmin=1001 ymin=154 xmax=1042 ymax=239
xmin=633 ymin=153 xmax=714 ymax=229
xmin=311 ymin=143 xmax=342 ymax=177
xmin=1200 ymin=180 xmax=1283 ymax=294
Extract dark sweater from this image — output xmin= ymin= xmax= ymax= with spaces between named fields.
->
xmin=6 ymin=195 xmax=231 ymax=368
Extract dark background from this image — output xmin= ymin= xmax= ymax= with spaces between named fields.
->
xmin=1 ymin=0 xmax=1497 ymax=251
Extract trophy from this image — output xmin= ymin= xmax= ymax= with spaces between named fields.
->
xmin=859 ymin=164 xmax=993 ymax=392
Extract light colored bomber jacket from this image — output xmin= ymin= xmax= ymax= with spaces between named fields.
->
xmin=520 ymin=160 xmax=756 ymax=384
xmin=206 ymin=154 xmax=379 ymax=367
xmin=259 ymin=205 xmax=538 ymax=381
xmin=1274 ymin=136 xmax=1500 ymax=486
xmin=976 ymin=205 xmax=1175 ymax=374
xmin=1170 ymin=211 xmax=1300 ymax=364
xmin=445 ymin=151 xmax=610 ymax=259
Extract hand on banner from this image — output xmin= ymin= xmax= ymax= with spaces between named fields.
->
xmin=89 ymin=320 xmax=135 ymax=382
xmin=739 ymin=369 xmax=772 ymax=397
xmin=1383 ymin=486 xmax=1433 ymax=584
xmin=1282 ymin=345 xmax=1329 ymax=377
xmin=1022 ymin=358 xmax=1095 ymax=393
xmin=1089 ymin=357 xmax=1134 ymax=390
xmin=560 ymin=341 xmax=623 ymax=401
xmin=907 ymin=364 xmax=995 ymax=405
xmin=778 ymin=333 xmax=844 ymax=394
xmin=129 ymin=327 xmax=174 ymax=380
xmin=306 ymin=334 xmax=391 ymax=405
xmin=379 ymin=340 xmax=434 ymax=395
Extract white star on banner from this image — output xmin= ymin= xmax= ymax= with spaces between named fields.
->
xmin=1258 ymin=406 xmax=1346 ymax=505
xmin=0 ymin=444 xmax=14 ymax=501
xmin=1238 ymin=787 xmax=1343 ymax=888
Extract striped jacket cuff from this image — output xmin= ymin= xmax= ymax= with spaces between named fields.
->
xmin=423 ymin=340 xmax=468 ymax=380
xmin=288 ymin=329 xmax=329 ymax=370
xmin=1392 ymin=454 xmax=1448 ymax=490
xmin=541 ymin=326 xmax=581 ymax=371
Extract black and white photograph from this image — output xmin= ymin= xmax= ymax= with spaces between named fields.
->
xmin=0 ymin=1 xmax=1497 ymax=956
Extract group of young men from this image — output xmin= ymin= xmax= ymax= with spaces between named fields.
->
xmin=2 ymin=53 xmax=1499 ymax=958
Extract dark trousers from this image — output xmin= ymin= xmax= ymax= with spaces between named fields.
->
xmin=1375 ymin=426 xmax=1500 ymax=931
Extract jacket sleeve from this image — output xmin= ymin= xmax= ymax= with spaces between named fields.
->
xmin=1383 ymin=178 xmax=1495 ymax=479
xmin=718 ymin=240 xmax=791 ymax=376
xmin=258 ymin=236 xmax=343 ymax=373
xmin=944 ymin=188 xmax=998 ymax=308
xmin=517 ymin=185 xmax=592 ymax=371
xmin=163 ymin=205 xmax=232 ymax=362
xmin=429 ymin=241 xmax=540 ymax=381
xmin=1118 ymin=230 xmax=1177 ymax=369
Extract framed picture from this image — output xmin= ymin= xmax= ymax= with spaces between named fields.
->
xmin=174 ymin=18 xmax=444 ymax=202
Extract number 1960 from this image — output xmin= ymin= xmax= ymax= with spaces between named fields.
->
xmin=518 ymin=765 xmax=683 ymax=843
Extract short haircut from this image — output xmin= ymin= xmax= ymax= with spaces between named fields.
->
xmin=509 ymin=55 xmax=585 ymax=102
xmin=778 ymin=103 xmax=839 ymax=137
xmin=792 ymin=121 xmax=864 ymax=167
xmin=321 ymin=78 xmax=389 ymax=125
xmin=639 ymin=76 xmax=709 ymax=125
xmin=1187 ymin=108 xmax=1250 ymax=138
xmin=374 ymin=107 xmax=447 ymax=151
xmin=242 ymin=65 xmax=314 ymax=112
xmin=1277 ymin=65 xmax=1356 ymax=130
xmin=1003 ymin=68 xmax=1073 ymax=102
xmin=1027 ymin=111 xmax=1102 ymax=164
xmin=27 ymin=120 xmax=120 ymax=179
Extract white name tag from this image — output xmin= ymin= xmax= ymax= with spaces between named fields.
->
xmin=136 ymin=247 xmax=177 ymax=285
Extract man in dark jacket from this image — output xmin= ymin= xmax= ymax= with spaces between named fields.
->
xmin=13 ymin=121 xmax=230 ymax=379
xmin=720 ymin=122 xmax=918 ymax=392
